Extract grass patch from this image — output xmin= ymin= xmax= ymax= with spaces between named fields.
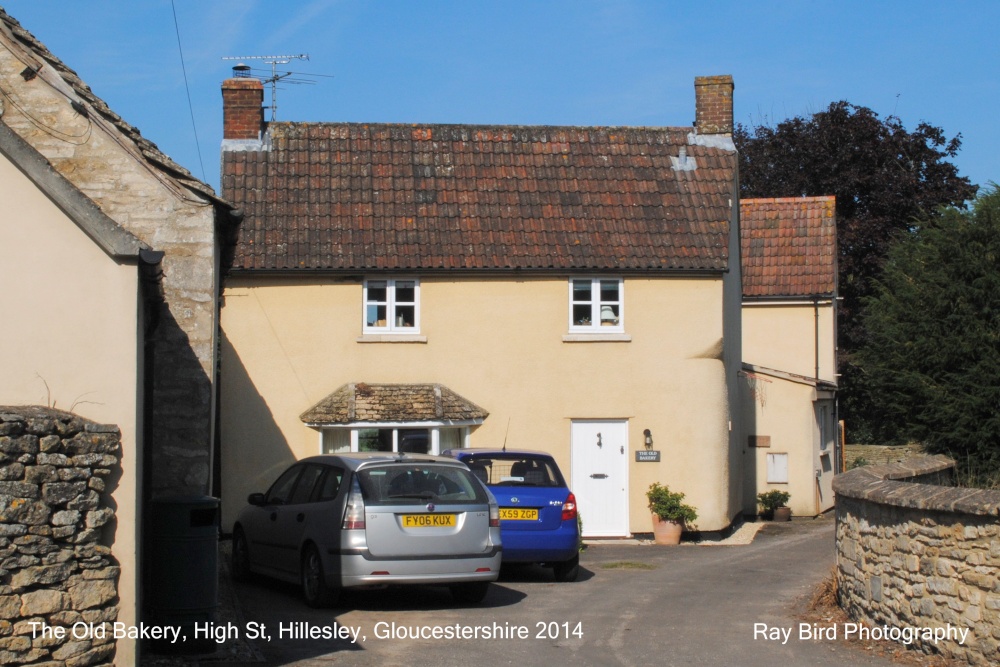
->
xmin=599 ymin=561 xmax=656 ymax=571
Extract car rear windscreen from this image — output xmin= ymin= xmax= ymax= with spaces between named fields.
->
xmin=462 ymin=456 xmax=565 ymax=487
xmin=357 ymin=464 xmax=490 ymax=505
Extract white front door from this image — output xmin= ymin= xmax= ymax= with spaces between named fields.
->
xmin=571 ymin=420 xmax=629 ymax=537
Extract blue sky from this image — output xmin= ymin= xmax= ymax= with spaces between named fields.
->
xmin=3 ymin=1 xmax=997 ymax=195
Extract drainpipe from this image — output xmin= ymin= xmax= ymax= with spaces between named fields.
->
xmin=813 ymin=297 xmax=820 ymax=382
xmin=137 ymin=248 xmax=163 ymax=653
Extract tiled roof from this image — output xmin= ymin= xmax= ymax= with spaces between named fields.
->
xmin=0 ymin=9 xmax=226 ymax=207
xmin=740 ymin=196 xmax=836 ymax=298
xmin=222 ymin=122 xmax=737 ymax=273
xmin=300 ymin=383 xmax=489 ymax=425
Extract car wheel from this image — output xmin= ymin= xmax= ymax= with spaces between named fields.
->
xmin=231 ymin=528 xmax=251 ymax=582
xmin=450 ymin=582 xmax=490 ymax=604
xmin=552 ymin=554 xmax=580 ymax=582
xmin=301 ymin=544 xmax=337 ymax=607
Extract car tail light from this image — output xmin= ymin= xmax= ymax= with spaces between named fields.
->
xmin=562 ymin=492 xmax=577 ymax=521
xmin=489 ymin=498 xmax=500 ymax=528
xmin=342 ymin=476 xmax=366 ymax=530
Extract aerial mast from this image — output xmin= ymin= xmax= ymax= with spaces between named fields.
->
xmin=221 ymin=54 xmax=310 ymax=121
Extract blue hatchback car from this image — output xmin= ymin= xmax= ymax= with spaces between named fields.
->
xmin=443 ymin=448 xmax=580 ymax=581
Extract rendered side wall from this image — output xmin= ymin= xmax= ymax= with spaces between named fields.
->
xmin=0 ymin=154 xmax=142 ymax=664
xmin=743 ymin=302 xmax=836 ymax=381
xmin=741 ymin=376 xmax=835 ymax=516
xmin=741 ymin=301 xmax=837 ymax=516
xmin=220 ymin=275 xmax=736 ymax=534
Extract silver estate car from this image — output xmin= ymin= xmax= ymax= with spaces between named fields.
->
xmin=231 ymin=453 xmax=502 ymax=606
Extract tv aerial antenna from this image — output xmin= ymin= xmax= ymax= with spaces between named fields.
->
xmin=221 ymin=54 xmax=330 ymax=121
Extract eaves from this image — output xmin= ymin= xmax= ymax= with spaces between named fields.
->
xmin=226 ymin=266 xmax=730 ymax=280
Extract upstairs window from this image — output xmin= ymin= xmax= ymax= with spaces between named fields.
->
xmin=569 ymin=278 xmax=623 ymax=332
xmin=364 ymin=279 xmax=420 ymax=333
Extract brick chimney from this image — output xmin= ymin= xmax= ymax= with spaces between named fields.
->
xmin=694 ymin=75 xmax=734 ymax=135
xmin=221 ymin=77 xmax=264 ymax=140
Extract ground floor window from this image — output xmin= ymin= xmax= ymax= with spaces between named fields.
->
xmin=321 ymin=425 xmax=469 ymax=455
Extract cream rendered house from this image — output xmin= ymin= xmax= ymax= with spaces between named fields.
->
xmin=1 ymin=9 xmax=236 ymax=664
xmin=219 ymin=74 xmax=743 ymax=536
xmin=0 ymin=116 xmax=158 ymax=667
xmin=740 ymin=196 xmax=839 ymax=518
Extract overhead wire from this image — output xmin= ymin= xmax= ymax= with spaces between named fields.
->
xmin=170 ymin=0 xmax=206 ymax=183
xmin=0 ymin=81 xmax=92 ymax=144
xmin=1 ymin=20 xmax=213 ymax=207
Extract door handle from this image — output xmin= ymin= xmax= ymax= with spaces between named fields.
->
xmin=296 ymin=513 xmax=305 ymax=523
xmin=269 ymin=512 xmax=277 ymax=521
xmin=590 ymin=473 xmax=608 ymax=479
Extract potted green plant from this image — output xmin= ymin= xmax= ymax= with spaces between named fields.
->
xmin=646 ymin=483 xmax=697 ymax=544
xmin=757 ymin=490 xmax=791 ymax=521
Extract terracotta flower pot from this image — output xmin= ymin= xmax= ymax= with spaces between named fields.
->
xmin=773 ymin=506 xmax=792 ymax=522
xmin=651 ymin=515 xmax=683 ymax=545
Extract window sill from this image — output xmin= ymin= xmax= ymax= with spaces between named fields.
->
xmin=357 ymin=334 xmax=428 ymax=344
xmin=562 ymin=333 xmax=632 ymax=343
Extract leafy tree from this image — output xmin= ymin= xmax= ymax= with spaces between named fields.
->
xmin=858 ymin=187 xmax=1000 ymax=474
xmin=735 ymin=102 xmax=978 ymax=439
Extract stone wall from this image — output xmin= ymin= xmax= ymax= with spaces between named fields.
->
xmin=834 ymin=456 xmax=1000 ymax=665
xmin=0 ymin=407 xmax=120 ymax=666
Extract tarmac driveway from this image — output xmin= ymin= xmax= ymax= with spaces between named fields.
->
xmin=216 ymin=516 xmax=906 ymax=667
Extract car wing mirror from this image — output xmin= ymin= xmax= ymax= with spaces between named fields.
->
xmin=248 ymin=492 xmax=266 ymax=506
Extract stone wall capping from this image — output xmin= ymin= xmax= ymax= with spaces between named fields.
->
xmin=83 ymin=424 xmax=119 ymax=434
xmin=834 ymin=455 xmax=1000 ymax=516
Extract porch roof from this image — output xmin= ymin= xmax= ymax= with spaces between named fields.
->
xmin=300 ymin=383 xmax=489 ymax=425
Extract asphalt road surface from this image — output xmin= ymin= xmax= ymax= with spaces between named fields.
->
xmin=216 ymin=516 xmax=909 ymax=667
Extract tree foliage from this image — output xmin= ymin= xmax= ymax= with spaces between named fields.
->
xmin=735 ymin=102 xmax=978 ymax=440
xmin=736 ymin=102 xmax=977 ymax=351
xmin=858 ymin=187 xmax=1000 ymax=472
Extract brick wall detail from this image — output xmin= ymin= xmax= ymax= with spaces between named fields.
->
xmin=833 ymin=456 xmax=1000 ymax=665
xmin=694 ymin=74 xmax=734 ymax=135
xmin=222 ymin=78 xmax=264 ymax=140
xmin=0 ymin=407 xmax=121 ymax=667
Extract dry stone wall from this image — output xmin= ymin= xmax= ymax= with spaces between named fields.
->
xmin=0 ymin=407 xmax=120 ymax=666
xmin=834 ymin=456 xmax=1000 ymax=666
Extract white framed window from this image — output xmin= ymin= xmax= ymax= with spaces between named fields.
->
xmin=364 ymin=278 xmax=420 ymax=333
xmin=569 ymin=278 xmax=623 ymax=332
xmin=321 ymin=425 xmax=471 ymax=455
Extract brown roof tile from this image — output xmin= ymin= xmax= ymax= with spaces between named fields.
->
xmin=740 ymin=196 xmax=837 ymax=298
xmin=300 ymin=383 xmax=488 ymax=424
xmin=223 ymin=122 xmax=736 ymax=273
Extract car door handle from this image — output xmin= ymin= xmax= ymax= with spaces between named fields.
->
xmin=590 ymin=473 xmax=608 ymax=479
xmin=269 ymin=512 xmax=277 ymax=521
xmin=296 ymin=513 xmax=305 ymax=523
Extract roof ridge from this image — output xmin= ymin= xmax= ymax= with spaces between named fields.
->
xmin=269 ymin=120 xmax=696 ymax=133
xmin=741 ymin=196 xmax=836 ymax=205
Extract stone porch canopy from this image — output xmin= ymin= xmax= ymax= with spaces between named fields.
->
xmin=300 ymin=383 xmax=489 ymax=426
